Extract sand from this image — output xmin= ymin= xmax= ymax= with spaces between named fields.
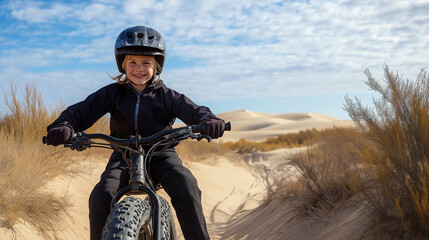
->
xmin=0 ymin=110 xmax=370 ymax=240
xmin=217 ymin=110 xmax=354 ymax=142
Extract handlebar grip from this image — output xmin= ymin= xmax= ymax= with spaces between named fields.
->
xmin=192 ymin=121 xmax=232 ymax=133
xmin=42 ymin=136 xmax=47 ymax=144
xmin=192 ymin=124 xmax=204 ymax=133
xmin=225 ymin=122 xmax=231 ymax=131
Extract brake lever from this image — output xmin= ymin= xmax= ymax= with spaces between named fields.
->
xmin=191 ymin=134 xmax=211 ymax=142
xmin=170 ymin=131 xmax=211 ymax=142
xmin=69 ymin=142 xmax=91 ymax=151
xmin=65 ymin=135 xmax=93 ymax=151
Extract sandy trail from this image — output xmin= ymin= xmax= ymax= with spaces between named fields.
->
xmin=0 ymin=150 xmax=289 ymax=240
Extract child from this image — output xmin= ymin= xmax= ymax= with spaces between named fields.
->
xmin=46 ymin=25 xmax=225 ymax=240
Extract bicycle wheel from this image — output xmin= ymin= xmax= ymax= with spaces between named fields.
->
xmin=102 ymin=196 xmax=151 ymax=240
xmin=140 ymin=197 xmax=176 ymax=240
xmin=159 ymin=196 xmax=177 ymax=240
xmin=102 ymin=196 xmax=176 ymax=240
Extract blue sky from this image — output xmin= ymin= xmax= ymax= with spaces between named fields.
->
xmin=1 ymin=0 xmax=428 ymax=120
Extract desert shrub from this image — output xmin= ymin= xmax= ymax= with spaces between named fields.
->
xmin=0 ymin=132 xmax=71 ymax=238
xmin=287 ymin=127 xmax=366 ymax=215
xmin=266 ymin=128 xmax=319 ymax=146
xmin=0 ymin=82 xmax=109 ymax=238
xmin=344 ymin=65 xmax=429 ymax=238
xmin=0 ymin=82 xmax=74 ymax=238
xmin=224 ymin=138 xmax=275 ymax=154
xmin=0 ymin=82 xmax=61 ymax=141
xmin=225 ymin=128 xmax=321 ymax=154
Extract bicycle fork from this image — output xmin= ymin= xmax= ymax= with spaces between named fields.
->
xmin=110 ymin=146 xmax=162 ymax=240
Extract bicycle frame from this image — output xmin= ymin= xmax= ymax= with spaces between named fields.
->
xmin=112 ymin=145 xmax=162 ymax=240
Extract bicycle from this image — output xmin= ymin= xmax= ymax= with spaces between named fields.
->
xmin=43 ymin=122 xmax=231 ymax=240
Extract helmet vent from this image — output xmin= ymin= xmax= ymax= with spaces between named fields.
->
xmin=137 ymin=32 xmax=144 ymax=38
xmin=126 ymin=30 xmax=133 ymax=38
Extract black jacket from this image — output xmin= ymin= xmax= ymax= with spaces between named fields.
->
xmin=48 ymin=80 xmax=219 ymax=138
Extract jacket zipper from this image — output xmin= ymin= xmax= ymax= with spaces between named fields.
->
xmin=134 ymin=94 xmax=140 ymax=136
xmin=128 ymin=83 xmax=142 ymax=136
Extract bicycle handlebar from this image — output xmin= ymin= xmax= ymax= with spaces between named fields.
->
xmin=42 ymin=122 xmax=231 ymax=146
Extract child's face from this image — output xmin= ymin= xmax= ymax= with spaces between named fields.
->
xmin=124 ymin=55 xmax=156 ymax=87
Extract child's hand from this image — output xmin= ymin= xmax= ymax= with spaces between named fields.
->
xmin=46 ymin=125 xmax=73 ymax=146
xmin=202 ymin=119 xmax=225 ymax=139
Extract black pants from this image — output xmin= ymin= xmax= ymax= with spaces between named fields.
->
xmin=89 ymin=150 xmax=210 ymax=240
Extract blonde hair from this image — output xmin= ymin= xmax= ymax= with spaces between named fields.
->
xmin=111 ymin=55 xmax=160 ymax=84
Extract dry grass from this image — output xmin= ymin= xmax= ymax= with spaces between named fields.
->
xmin=0 ymin=82 xmax=108 ymax=239
xmin=176 ymin=139 xmax=242 ymax=164
xmin=0 ymin=134 xmax=72 ymax=238
xmin=257 ymin=65 xmax=429 ymax=239
xmin=283 ymin=127 xmax=367 ymax=216
xmin=0 ymin=82 xmax=74 ymax=238
xmin=344 ymin=65 xmax=429 ymax=239
xmin=225 ymin=128 xmax=320 ymax=154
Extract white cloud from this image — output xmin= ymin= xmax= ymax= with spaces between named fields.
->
xmin=2 ymin=0 xmax=429 ymax=114
xmin=59 ymin=36 xmax=114 ymax=63
xmin=9 ymin=1 xmax=77 ymax=23
xmin=79 ymin=3 xmax=114 ymax=22
xmin=0 ymin=48 xmax=58 ymax=71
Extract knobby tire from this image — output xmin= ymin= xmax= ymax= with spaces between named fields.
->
xmin=102 ymin=196 xmax=176 ymax=240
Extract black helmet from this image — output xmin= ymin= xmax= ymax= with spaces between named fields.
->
xmin=115 ymin=26 xmax=166 ymax=74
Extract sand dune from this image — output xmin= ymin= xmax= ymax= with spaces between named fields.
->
xmin=218 ymin=110 xmax=355 ymax=142
xmin=0 ymin=110 xmax=367 ymax=240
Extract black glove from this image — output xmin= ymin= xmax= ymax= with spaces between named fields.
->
xmin=202 ymin=119 xmax=225 ymax=139
xmin=46 ymin=125 xmax=73 ymax=146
